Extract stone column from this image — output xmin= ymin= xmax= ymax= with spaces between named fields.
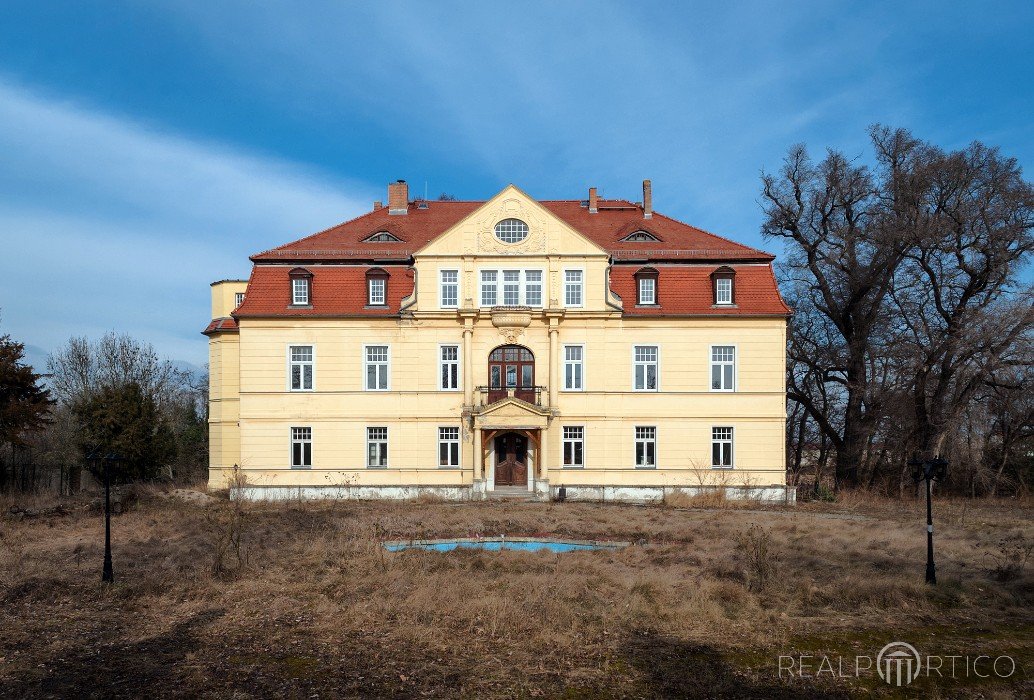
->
xmin=473 ymin=427 xmax=483 ymax=481
xmin=548 ymin=326 xmax=559 ymax=408
xmin=462 ymin=326 xmax=473 ymax=405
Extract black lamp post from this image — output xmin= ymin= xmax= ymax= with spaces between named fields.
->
xmin=88 ymin=449 xmax=118 ymax=584
xmin=910 ymin=454 xmax=948 ymax=585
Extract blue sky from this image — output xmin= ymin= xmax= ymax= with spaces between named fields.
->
xmin=1 ymin=1 xmax=1031 ymax=368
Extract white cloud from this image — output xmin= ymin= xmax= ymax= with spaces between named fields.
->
xmin=0 ymin=79 xmax=376 ymax=364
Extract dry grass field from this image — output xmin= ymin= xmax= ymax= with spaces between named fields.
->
xmin=0 ymin=489 xmax=1031 ymax=698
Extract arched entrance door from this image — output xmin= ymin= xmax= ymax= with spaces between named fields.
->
xmin=494 ymin=432 xmax=528 ymax=487
xmin=488 ymin=345 xmax=535 ymax=403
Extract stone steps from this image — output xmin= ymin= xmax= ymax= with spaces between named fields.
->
xmin=487 ymin=488 xmax=538 ymax=501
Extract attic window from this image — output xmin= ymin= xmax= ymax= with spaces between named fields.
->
xmin=711 ymin=266 xmax=735 ymax=305
xmin=634 ymin=267 xmax=659 ymax=306
xmin=494 ymin=218 xmax=529 ymax=244
xmin=364 ymin=231 xmax=402 ymax=243
xmin=288 ymin=268 xmax=313 ymax=306
xmin=366 ymin=267 xmax=389 ymax=306
xmin=622 ymin=231 xmax=660 ymax=242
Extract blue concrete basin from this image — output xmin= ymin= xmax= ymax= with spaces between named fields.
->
xmin=383 ymin=537 xmax=629 ymax=553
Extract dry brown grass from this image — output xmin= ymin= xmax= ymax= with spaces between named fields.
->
xmin=0 ymin=491 xmax=1031 ymax=698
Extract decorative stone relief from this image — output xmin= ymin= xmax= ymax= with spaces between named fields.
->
xmin=500 ymin=327 xmax=525 ymax=344
xmin=474 ymin=197 xmax=548 ymax=254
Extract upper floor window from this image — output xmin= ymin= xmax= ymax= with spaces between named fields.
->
xmin=289 ymin=268 xmax=312 ymax=306
xmin=368 ymin=277 xmax=386 ymax=305
xmin=494 ymin=218 xmax=528 ymax=244
xmin=440 ymin=270 xmax=459 ymax=308
xmin=438 ymin=427 xmax=460 ymax=467
xmin=638 ymin=277 xmax=655 ymax=305
xmin=480 ymin=270 xmax=498 ymax=306
xmin=292 ymin=278 xmax=309 ymax=305
xmin=440 ymin=345 xmax=459 ymax=390
xmin=563 ymin=345 xmax=583 ymax=390
xmin=711 ymin=346 xmax=736 ymax=391
xmin=712 ymin=266 xmax=735 ymax=305
xmin=564 ymin=270 xmax=583 ymax=307
xmin=712 ymin=427 xmax=734 ymax=468
xmin=289 ymin=345 xmax=314 ymax=391
xmin=234 ymin=292 xmax=245 ymax=308
xmin=365 ymin=345 xmax=389 ymax=390
xmin=291 ymin=427 xmax=312 ymax=469
xmin=633 ymin=345 xmax=658 ymax=391
xmin=478 ymin=269 xmax=544 ymax=307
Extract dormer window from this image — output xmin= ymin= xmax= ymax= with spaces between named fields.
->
xmin=288 ymin=268 xmax=313 ymax=306
xmin=366 ymin=267 xmax=389 ymax=306
xmin=622 ymin=230 xmax=661 ymax=243
xmin=711 ymin=266 xmax=735 ymax=305
xmin=364 ymin=231 xmax=402 ymax=243
xmin=633 ymin=266 xmax=659 ymax=306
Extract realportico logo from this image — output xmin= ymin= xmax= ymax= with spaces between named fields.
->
xmin=876 ymin=642 xmax=922 ymax=687
xmin=778 ymin=640 xmax=1016 ymax=687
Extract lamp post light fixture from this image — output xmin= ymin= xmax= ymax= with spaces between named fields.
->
xmin=910 ymin=454 xmax=948 ymax=585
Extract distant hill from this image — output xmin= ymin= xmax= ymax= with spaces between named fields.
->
xmin=16 ymin=344 xmax=205 ymax=382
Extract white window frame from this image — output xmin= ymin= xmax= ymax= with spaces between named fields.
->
xmin=634 ymin=426 xmax=657 ymax=469
xmin=710 ymin=344 xmax=737 ymax=392
xmin=712 ymin=426 xmax=734 ymax=468
xmin=439 ymin=269 xmax=459 ymax=309
xmin=290 ymin=426 xmax=312 ymax=469
xmin=632 ymin=345 xmax=659 ymax=392
xmin=438 ymin=426 xmax=461 ymax=468
xmin=439 ymin=344 xmax=461 ymax=391
xmin=367 ymin=426 xmax=389 ymax=468
xmin=480 ymin=269 xmax=498 ymax=306
xmin=234 ymin=292 xmax=245 ymax=308
xmin=638 ymin=276 xmax=656 ymax=305
xmin=287 ymin=344 xmax=315 ymax=392
xmin=716 ymin=277 xmax=733 ymax=305
xmin=562 ymin=426 xmax=584 ymax=468
xmin=368 ymin=277 xmax=386 ymax=305
xmin=291 ymin=278 xmax=310 ymax=305
xmin=477 ymin=268 xmax=545 ymax=308
xmin=562 ymin=344 xmax=584 ymax=391
xmin=363 ymin=344 xmax=391 ymax=391
xmin=563 ymin=268 xmax=584 ymax=308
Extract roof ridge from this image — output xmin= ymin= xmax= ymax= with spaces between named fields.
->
xmin=649 ymin=211 xmax=773 ymax=259
xmin=250 ymin=207 xmax=385 ymax=260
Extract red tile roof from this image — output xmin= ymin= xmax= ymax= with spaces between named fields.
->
xmin=227 ymin=196 xmax=788 ymax=320
xmin=610 ymin=264 xmax=790 ymax=316
xmin=235 ymin=265 xmax=413 ymax=317
xmin=202 ymin=317 xmax=239 ymax=334
xmin=251 ymin=199 xmax=773 ymax=262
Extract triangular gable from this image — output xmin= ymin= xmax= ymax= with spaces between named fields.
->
xmin=414 ymin=184 xmax=609 ymax=258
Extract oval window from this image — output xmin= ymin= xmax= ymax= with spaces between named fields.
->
xmin=494 ymin=218 xmax=529 ymax=244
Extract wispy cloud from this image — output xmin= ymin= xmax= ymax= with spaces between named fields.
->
xmin=0 ymin=78 xmax=376 ymax=364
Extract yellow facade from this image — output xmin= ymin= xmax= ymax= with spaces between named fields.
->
xmin=208 ymin=186 xmax=791 ymax=501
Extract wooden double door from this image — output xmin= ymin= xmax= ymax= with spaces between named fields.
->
xmin=494 ymin=433 xmax=528 ymax=487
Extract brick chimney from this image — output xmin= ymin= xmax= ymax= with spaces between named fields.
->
xmin=373 ymin=200 xmax=382 ymax=210
xmin=588 ymin=187 xmax=598 ymax=213
xmin=388 ymin=180 xmax=408 ymax=215
xmin=643 ymin=180 xmax=653 ymax=219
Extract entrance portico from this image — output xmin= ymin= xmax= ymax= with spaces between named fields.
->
xmin=469 ymin=393 xmax=554 ymax=497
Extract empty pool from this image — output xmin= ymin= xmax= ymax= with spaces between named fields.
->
xmin=383 ymin=537 xmax=629 ymax=553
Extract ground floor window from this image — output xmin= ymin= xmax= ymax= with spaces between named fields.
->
xmin=291 ymin=427 xmax=311 ymax=468
xmin=563 ymin=426 xmax=584 ymax=467
xmin=367 ymin=427 xmax=388 ymax=468
xmin=438 ymin=427 xmax=460 ymax=467
xmin=635 ymin=426 xmax=656 ymax=468
xmin=712 ymin=427 xmax=734 ymax=468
